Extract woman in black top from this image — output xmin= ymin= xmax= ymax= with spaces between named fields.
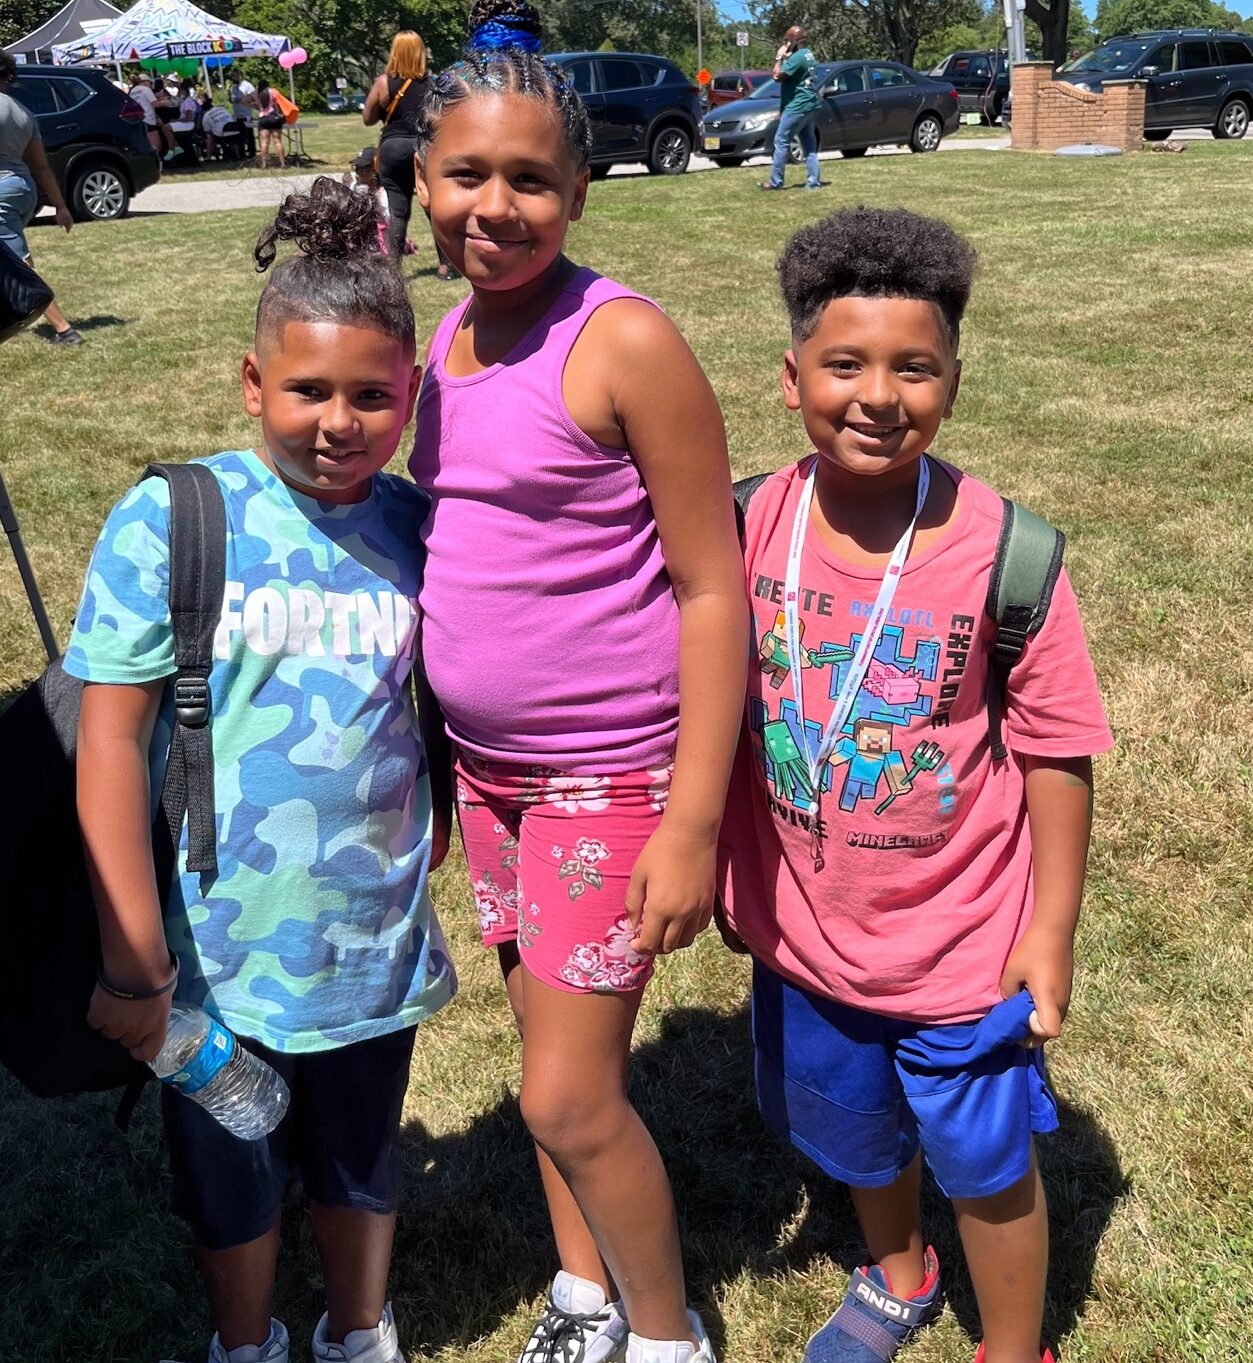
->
xmin=363 ymin=31 xmax=429 ymax=259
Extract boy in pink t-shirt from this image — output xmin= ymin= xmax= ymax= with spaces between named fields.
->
xmin=719 ymin=208 xmax=1113 ymax=1363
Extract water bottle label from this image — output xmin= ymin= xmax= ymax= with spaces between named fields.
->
xmin=162 ymin=1018 xmax=236 ymax=1095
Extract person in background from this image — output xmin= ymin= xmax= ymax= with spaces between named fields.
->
xmin=201 ymin=96 xmax=243 ymax=160
xmin=362 ymin=31 xmax=429 ymax=259
xmin=759 ymin=24 xmax=822 ymax=192
xmin=228 ymin=68 xmax=257 ymax=158
xmin=255 ymin=80 xmax=286 ymax=169
xmin=127 ymin=72 xmax=177 ymax=161
xmin=0 ymin=52 xmax=83 ymax=345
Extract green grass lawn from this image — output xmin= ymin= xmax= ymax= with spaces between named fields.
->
xmin=3 ymin=144 xmax=1251 ymax=1363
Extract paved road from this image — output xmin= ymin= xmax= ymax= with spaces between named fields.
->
xmin=34 ymin=127 xmax=1215 ymax=219
xmin=119 ymin=135 xmax=1013 ymax=216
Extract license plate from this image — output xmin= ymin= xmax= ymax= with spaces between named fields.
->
xmin=703 ymin=136 xmax=721 ymax=151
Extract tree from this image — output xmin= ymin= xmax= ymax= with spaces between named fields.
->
xmin=0 ymin=0 xmax=61 ymax=48
xmin=751 ymin=0 xmax=983 ymax=67
xmin=1023 ymin=0 xmax=1070 ymax=64
xmin=1093 ymin=0 xmax=1238 ymax=37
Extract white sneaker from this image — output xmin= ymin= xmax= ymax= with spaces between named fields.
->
xmin=311 ymin=1302 xmax=403 ymax=1363
xmin=625 ymin=1311 xmax=716 ymax=1363
xmin=157 ymin=1319 xmax=290 ymax=1363
xmin=519 ymin=1271 xmax=630 ymax=1362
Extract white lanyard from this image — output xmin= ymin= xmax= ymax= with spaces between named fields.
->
xmin=784 ymin=455 xmax=930 ymax=811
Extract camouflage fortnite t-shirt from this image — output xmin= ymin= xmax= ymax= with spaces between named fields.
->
xmin=65 ymin=450 xmax=456 ymax=1052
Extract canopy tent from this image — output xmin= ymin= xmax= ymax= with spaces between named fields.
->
xmin=49 ymin=0 xmax=289 ymax=67
xmin=3 ymin=0 xmax=123 ymax=63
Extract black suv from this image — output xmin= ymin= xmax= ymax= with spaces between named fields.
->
xmin=929 ymin=49 xmax=1017 ymax=122
xmin=1056 ymin=30 xmax=1253 ymax=138
xmin=548 ymin=52 xmax=702 ymax=176
xmin=6 ymin=64 xmax=159 ymax=221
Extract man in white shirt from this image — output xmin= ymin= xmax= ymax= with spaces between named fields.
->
xmin=128 ymin=75 xmax=176 ymax=160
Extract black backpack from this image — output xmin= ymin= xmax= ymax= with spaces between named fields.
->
xmin=733 ymin=472 xmax=1064 ymax=760
xmin=0 ymin=463 xmax=225 ymax=1104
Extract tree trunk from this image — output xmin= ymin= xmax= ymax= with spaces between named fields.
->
xmin=1024 ymin=0 xmax=1070 ymax=65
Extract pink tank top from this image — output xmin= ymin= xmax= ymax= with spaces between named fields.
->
xmin=410 ymin=268 xmax=680 ymax=774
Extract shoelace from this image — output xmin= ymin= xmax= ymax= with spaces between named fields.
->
xmin=522 ymin=1300 xmax=614 ymax=1363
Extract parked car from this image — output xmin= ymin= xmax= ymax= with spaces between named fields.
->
xmin=548 ymin=51 xmax=702 ymax=175
xmin=929 ymin=48 xmax=1019 ymax=122
xmin=1047 ymin=30 xmax=1253 ymax=138
xmin=708 ymin=69 xmax=773 ymax=107
xmin=700 ymin=60 xmax=960 ymax=166
xmin=324 ymin=91 xmax=367 ymax=113
xmin=5 ymin=64 xmax=159 ymax=221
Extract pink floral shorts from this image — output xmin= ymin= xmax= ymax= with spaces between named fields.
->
xmin=454 ymin=750 xmax=673 ymax=994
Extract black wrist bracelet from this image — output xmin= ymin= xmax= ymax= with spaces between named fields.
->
xmin=97 ymin=951 xmax=179 ymax=1001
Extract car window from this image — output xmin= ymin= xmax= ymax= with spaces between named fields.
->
xmin=869 ymin=65 xmax=911 ymax=88
xmin=10 ymin=76 xmax=58 ymax=116
xmin=1142 ymin=44 xmax=1176 ymax=74
xmin=928 ymin=59 xmax=948 ymax=77
xmin=968 ymin=55 xmax=991 ymax=78
xmin=1218 ymin=40 xmax=1253 ymax=65
xmin=1066 ymin=40 xmax=1154 ymax=74
xmin=598 ymin=59 xmax=646 ymax=92
xmin=713 ymin=76 xmax=738 ymax=92
xmin=829 ymin=67 xmax=866 ymax=94
xmin=950 ymin=58 xmax=971 ymax=75
xmin=1179 ymin=41 xmax=1215 ymax=71
xmin=562 ymin=60 xmax=594 ymax=96
xmin=635 ymin=60 xmax=665 ymax=87
xmin=49 ymin=77 xmax=93 ymax=111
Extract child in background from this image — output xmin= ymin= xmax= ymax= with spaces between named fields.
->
xmin=719 ymin=208 xmax=1113 ymax=1363
xmin=409 ymin=5 xmax=747 ymax=1360
xmin=68 ymin=178 xmax=454 ymax=1363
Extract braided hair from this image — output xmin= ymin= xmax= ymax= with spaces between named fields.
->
xmin=418 ymin=0 xmax=591 ymax=170
xmin=253 ymin=176 xmax=414 ymax=351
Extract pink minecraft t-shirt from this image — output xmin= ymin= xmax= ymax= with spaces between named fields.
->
xmin=719 ymin=458 xmax=1113 ymax=1024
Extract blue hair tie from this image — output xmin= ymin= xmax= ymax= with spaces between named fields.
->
xmin=469 ymin=19 xmax=542 ymax=52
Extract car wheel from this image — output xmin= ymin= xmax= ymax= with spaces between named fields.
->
xmin=712 ymin=156 xmax=745 ymax=168
xmin=1143 ymin=128 xmax=1172 ymax=141
xmin=69 ymin=160 xmax=130 ymax=221
xmin=842 ymin=146 xmax=868 ymax=159
xmin=1214 ymin=98 xmax=1249 ymax=140
xmin=647 ymin=126 xmax=691 ymax=174
xmin=589 ymin=164 xmax=611 ymax=180
xmin=910 ymin=113 xmax=943 ymax=153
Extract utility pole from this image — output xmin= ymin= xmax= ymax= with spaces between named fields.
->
xmin=695 ymin=0 xmax=703 ymax=85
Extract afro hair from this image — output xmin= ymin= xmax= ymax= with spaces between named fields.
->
xmin=778 ymin=206 xmax=977 ymax=347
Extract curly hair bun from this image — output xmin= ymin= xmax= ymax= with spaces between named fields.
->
xmin=254 ymin=176 xmax=380 ymax=273
xmin=467 ymin=0 xmax=543 ymax=52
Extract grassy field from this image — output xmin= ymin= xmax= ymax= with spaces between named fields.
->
xmin=3 ymin=143 xmax=1252 ymax=1363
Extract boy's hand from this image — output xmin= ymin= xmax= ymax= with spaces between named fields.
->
xmin=627 ymin=824 xmax=716 ymax=955
xmin=87 ymin=985 xmax=172 ymax=1064
xmin=1000 ymin=922 xmax=1074 ymax=1048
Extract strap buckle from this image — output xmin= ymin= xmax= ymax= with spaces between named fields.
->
xmin=173 ymin=673 xmax=211 ymax=729
xmin=993 ymin=626 xmax=1029 ymax=663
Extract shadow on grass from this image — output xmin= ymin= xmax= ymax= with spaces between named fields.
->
xmin=0 ymin=1004 xmax=1126 ymax=1360
xmin=29 ymin=316 xmax=128 ymax=339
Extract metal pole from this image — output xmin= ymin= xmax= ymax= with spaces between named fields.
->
xmin=695 ymin=0 xmax=703 ymax=85
xmin=287 ymin=64 xmax=296 ymax=106
xmin=0 ymin=468 xmax=60 ymax=663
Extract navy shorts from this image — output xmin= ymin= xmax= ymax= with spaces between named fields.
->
xmin=163 ymin=1024 xmax=418 ymax=1250
xmin=751 ymin=963 xmax=1058 ymax=1200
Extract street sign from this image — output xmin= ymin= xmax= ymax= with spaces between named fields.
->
xmin=736 ymin=30 xmax=749 ymax=46
xmin=697 ymin=67 xmax=712 ymax=85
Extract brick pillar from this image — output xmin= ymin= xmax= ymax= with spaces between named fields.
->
xmin=1011 ymin=61 xmax=1054 ymax=151
xmin=1102 ymin=79 xmax=1147 ymax=151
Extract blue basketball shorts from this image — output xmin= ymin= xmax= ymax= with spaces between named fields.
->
xmin=751 ymin=962 xmax=1059 ymax=1200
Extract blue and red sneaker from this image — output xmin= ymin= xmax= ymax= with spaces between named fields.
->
xmin=803 ymin=1246 xmax=942 ymax=1363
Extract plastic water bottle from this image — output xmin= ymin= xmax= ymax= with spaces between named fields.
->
xmin=150 ymin=1005 xmax=290 ymax=1140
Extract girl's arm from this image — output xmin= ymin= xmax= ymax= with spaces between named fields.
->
xmin=580 ymin=299 xmax=748 ymax=954
xmin=78 ymin=679 xmax=174 ymax=1062
xmin=415 ymin=661 xmax=453 ymax=871
xmin=1000 ymin=755 xmax=1095 ymax=1041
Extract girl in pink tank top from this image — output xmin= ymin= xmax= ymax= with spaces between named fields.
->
xmin=409 ymin=15 xmax=746 ymax=1363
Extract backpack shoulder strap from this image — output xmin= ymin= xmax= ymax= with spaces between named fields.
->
xmin=984 ymin=498 xmax=1065 ymax=761
xmin=732 ymin=472 xmax=771 ymax=541
xmin=144 ymin=462 xmax=227 ymax=875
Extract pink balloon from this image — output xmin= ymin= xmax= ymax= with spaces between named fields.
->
xmin=291 ymin=47 xmax=308 ymax=64
xmin=278 ymin=49 xmax=295 ymax=68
